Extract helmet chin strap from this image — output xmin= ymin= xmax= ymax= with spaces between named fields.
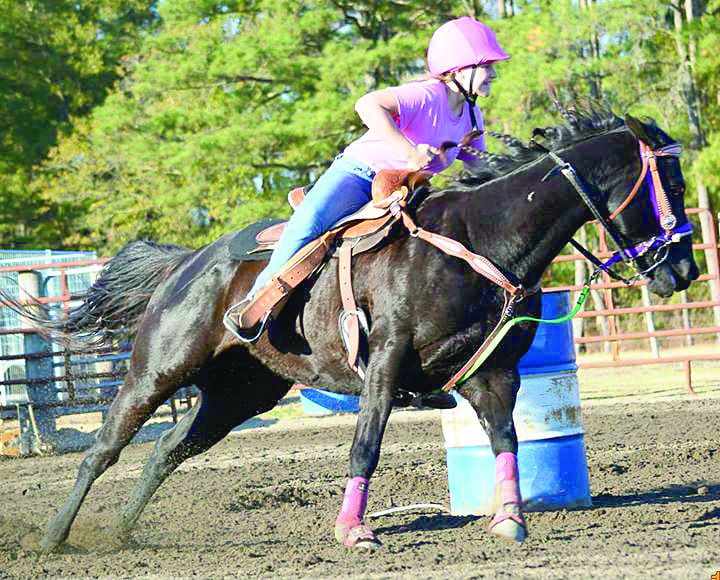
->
xmin=450 ymin=65 xmax=479 ymax=131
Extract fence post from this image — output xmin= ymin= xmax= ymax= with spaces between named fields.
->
xmin=640 ymin=285 xmax=660 ymax=358
xmin=712 ymin=211 xmax=720 ymax=343
xmin=696 ymin=209 xmax=720 ymax=342
xmin=680 ymin=290 xmax=693 ymax=347
xmin=18 ymin=270 xmax=57 ymax=450
xmin=598 ymin=228 xmax=618 ymax=358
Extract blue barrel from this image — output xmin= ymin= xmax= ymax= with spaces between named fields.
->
xmin=518 ymin=291 xmax=577 ymax=375
xmin=442 ymin=290 xmax=592 ymax=515
xmin=299 ymin=388 xmax=360 ymax=416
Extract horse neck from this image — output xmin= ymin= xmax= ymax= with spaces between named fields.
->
xmin=464 ymin=131 xmax=635 ymax=288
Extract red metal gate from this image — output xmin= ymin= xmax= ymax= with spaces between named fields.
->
xmin=543 ymin=208 xmax=720 ymax=393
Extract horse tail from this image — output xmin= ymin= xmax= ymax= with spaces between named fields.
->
xmin=0 ymin=240 xmax=194 ymax=348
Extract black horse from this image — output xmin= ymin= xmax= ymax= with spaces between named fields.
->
xmin=23 ymin=107 xmax=697 ymax=551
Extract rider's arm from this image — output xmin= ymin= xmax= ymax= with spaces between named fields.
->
xmin=355 ymin=89 xmax=436 ymax=171
xmin=458 ymin=128 xmax=487 ymax=172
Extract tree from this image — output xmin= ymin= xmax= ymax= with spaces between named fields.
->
xmin=35 ymin=0 xmax=461 ymax=252
xmin=29 ymin=0 xmax=720 ymax=260
xmin=0 ymin=0 xmax=159 ymax=246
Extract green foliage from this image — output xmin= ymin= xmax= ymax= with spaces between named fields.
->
xmin=488 ymin=2 xmax=693 ymax=137
xmin=4 ymin=0 xmax=720 ymax=257
xmin=0 ymin=0 xmax=159 ymax=247
xmin=31 ymin=0 xmax=455 ymax=251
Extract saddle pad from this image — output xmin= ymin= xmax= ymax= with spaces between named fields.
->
xmin=228 ymin=218 xmax=284 ymax=262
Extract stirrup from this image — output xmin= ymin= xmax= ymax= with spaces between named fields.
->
xmin=223 ymin=299 xmax=271 ymax=343
xmin=338 ymin=307 xmax=369 ymax=380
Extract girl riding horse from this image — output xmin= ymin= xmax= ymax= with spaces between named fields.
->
xmin=2 ymin=20 xmax=697 ymax=555
xmin=225 ymin=17 xmax=510 ymax=342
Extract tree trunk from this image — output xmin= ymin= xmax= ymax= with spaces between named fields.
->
xmin=673 ymin=0 xmax=707 ymax=148
xmin=578 ymin=0 xmax=602 ymax=98
xmin=459 ymin=0 xmax=484 ymax=18
xmin=494 ymin=0 xmax=514 ymax=18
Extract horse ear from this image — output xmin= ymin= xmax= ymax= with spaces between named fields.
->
xmin=625 ymin=114 xmax=652 ymax=144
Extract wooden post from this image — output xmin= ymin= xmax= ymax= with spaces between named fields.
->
xmin=16 ymin=403 xmax=29 ymax=455
xmin=684 ymin=360 xmax=695 ymax=396
xmin=706 ymin=208 xmax=720 ymax=343
xmin=598 ymin=229 xmax=619 ymax=358
xmin=641 ymin=285 xmax=660 ymax=358
xmin=18 ymin=270 xmax=57 ymax=450
xmin=572 ymin=228 xmax=587 ymax=356
xmin=27 ymin=404 xmax=44 ymax=455
xmin=680 ymin=290 xmax=694 ymax=347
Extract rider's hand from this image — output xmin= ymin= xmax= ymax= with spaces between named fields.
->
xmin=407 ymin=144 xmax=440 ymax=171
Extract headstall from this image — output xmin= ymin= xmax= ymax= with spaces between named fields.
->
xmin=533 ymin=136 xmax=692 ymax=284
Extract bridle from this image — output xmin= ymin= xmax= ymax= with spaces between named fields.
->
xmin=396 ymin=128 xmax=694 ymax=392
xmin=528 ymin=131 xmax=693 ymax=284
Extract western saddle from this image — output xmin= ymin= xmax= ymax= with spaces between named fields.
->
xmin=224 ymin=169 xmax=432 ymax=374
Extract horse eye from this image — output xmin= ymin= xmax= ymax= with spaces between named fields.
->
xmin=659 ymin=160 xmax=685 ymax=196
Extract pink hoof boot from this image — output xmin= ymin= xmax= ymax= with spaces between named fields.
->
xmin=334 ymin=476 xmax=382 ymax=549
xmin=487 ymin=452 xmax=527 ymax=543
xmin=334 ymin=521 xmax=382 ymax=549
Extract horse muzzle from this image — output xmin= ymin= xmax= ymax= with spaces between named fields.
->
xmin=645 ymin=240 xmax=699 ymax=297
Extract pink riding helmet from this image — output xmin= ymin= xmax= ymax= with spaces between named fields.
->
xmin=427 ymin=17 xmax=510 ymax=76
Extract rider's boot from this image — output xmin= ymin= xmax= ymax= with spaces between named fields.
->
xmin=223 ymin=280 xmax=288 ymax=343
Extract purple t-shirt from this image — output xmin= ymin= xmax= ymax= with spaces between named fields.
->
xmin=343 ymin=79 xmax=485 ymax=174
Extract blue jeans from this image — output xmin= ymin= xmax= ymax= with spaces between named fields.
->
xmin=249 ymin=154 xmax=375 ymax=296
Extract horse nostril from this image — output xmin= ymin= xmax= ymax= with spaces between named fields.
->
xmin=676 ymin=259 xmax=699 ymax=282
xmin=668 ymin=248 xmax=699 ymax=282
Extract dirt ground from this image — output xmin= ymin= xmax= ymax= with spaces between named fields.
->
xmin=0 ymin=396 xmax=719 ymax=579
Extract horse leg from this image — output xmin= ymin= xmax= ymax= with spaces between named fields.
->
xmin=39 ymin=370 xmax=175 ymax=552
xmin=458 ymin=370 xmax=527 ymax=543
xmin=117 ymin=376 xmax=289 ymax=536
xmin=334 ymin=341 xmax=403 ymax=550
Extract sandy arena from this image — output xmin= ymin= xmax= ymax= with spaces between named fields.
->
xmin=0 ymin=396 xmax=719 ymax=578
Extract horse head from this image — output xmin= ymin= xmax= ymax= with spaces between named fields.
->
xmin=529 ymin=108 xmax=699 ymax=299
xmin=609 ymin=115 xmax=700 ymax=297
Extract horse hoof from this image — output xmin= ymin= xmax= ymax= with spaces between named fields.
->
xmin=488 ymin=518 xmax=527 ymax=543
xmin=487 ymin=504 xmax=527 ymax=543
xmin=36 ymin=535 xmax=62 ymax=554
xmin=334 ymin=522 xmax=382 ymax=549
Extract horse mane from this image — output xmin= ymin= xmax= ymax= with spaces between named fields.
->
xmin=450 ymin=101 xmax=627 ymax=192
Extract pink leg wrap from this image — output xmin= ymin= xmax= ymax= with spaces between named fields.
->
xmin=488 ymin=452 xmax=526 ymax=533
xmin=336 ymin=476 xmax=369 ymax=526
xmin=495 ymin=451 xmax=521 ymax=506
xmin=334 ymin=477 xmax=379 ymax=547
